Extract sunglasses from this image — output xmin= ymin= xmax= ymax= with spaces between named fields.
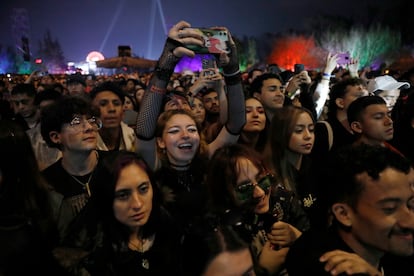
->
xmin=235 ymin=174 xmax=272 ymax=202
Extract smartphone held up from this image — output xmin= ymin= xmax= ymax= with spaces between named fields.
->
xmin=336 ymin=52 xmax=351 ymax=66
xmin=294 ymin=64 xmax=305 ymax=75
xmin=201 ymin=56 xmax=217 ymax=77
xmin=184 ymin=28 xmax=230 ymax=55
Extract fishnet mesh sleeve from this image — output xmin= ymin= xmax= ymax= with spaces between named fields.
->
xmin=135 ymin=38 xmax=180 ymax=139
xmin=135 ymin=79 xmax=167 ymax=140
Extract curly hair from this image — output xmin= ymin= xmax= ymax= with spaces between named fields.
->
xmin=324 ymin=144 xmax=411 ymax=209
xmin=40 ymin=96 xmax=95 ymax=149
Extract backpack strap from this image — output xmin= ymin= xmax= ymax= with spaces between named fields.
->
xmin=317 ymin=120 xmax=333 ymax=151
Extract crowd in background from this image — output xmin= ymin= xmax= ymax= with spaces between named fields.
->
xmin=2 ymin=20 xmax=414 ymax=276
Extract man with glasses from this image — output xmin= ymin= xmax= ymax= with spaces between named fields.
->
xmin=40 ymin=96 xmax=107 ymax=249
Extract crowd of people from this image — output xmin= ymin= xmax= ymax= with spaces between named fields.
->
xmin=1 ymin=20 xmax=414 ymax=275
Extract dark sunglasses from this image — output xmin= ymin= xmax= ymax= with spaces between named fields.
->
xmin=235 ymin=174 xmax=272 ymax=202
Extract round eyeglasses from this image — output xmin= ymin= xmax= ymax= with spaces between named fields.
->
xmin=68 ymin=115 xmax=102 ymax=131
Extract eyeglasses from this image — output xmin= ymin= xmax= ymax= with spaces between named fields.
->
xmin=235 ymin=174 xmax=273 ymax=202
xmin=68 ymin=115 xmax=102 ymax=131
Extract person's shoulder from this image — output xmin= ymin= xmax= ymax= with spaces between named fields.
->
xmin=120 ymin=121 xmax=136 ymax=133
xmin=290 ymin=228 xmax=323 ymax=248
xmin=26 ymin=123 xmax=39 ymax=137
xmin=381 ymin=253 xmax=414 ymax=276
xmin=310 ymin=121 xmax=332 ymax=158
xmin=96 ymin=150 xmax=111 ymax=160
xmin=42 ymin=158 xmax=63 ymax=175
xmin=122 ymin=110 xmax=138 ymax=127
xmin=286 ymin=228 xmax=332 ymax=276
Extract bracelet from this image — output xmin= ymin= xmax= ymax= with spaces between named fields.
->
xmin=223 ymin=69 xmax=241 ymax=77
xmin=224 ymin=73 xmax=242 ymax=86
xmin=322 ymin=72 xmax=331 ymax=78
xmin=149 ymin=84 xmax=166 ymax=94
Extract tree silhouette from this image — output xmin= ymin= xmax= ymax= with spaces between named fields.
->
xmin=36 ymin=30 xmax=66 ymax=73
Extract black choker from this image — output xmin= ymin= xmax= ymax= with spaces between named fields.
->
xmin=169 ymin=163 xmax=190 ymax=168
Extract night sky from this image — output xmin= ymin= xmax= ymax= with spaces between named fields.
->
xmin=0 ymin=0 xmax=399 ymax=62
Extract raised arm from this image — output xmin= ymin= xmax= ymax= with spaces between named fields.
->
xmin=314 ymin=53 xmax=339 ymax=120
xmin=193 ymin=69 xmax=228 ymax=125
xmin=135 ymin=21 xmax=203 ymax=169
xmin=208 ymin=29 xmax=246 ymax=158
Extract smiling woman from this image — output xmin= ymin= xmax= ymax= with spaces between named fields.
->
xmin=134 ymin=20 xmax=246 ymax=239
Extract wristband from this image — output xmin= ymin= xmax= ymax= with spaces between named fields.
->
xmin=149 ymin=84 xmax=167 ymax=94
xmin=224 ymin=73 xmax=242 ymax=86
xmin=223 ymin=69 xmax=241 ymax=77
xmin=322 ymin=73 xmax=331 ymax=78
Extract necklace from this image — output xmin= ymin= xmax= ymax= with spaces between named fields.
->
xmin=129 ymin=234 xmax=155 ymax=270
xmin=66 ymin=151 xmax=99 ymax=197
xmin=69 ymin=173 xmax=93 ymax=197
xmin=128 ymin=238 xmax=150 ymax=270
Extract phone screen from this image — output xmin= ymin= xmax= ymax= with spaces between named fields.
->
xmin=336 ymin=52 xmax=350 ymax=66
xmin=185 ymin=28 xmax=230 ymax=54
xmin=202 ymin=57 xmax=216 ymax=70
xmin=294 ymin=64 xmax=304 ymax=74
xmin=201 ymin=57 xmax=216 ymax=76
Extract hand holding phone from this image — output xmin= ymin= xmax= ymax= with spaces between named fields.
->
xmin=201 ymin=57 xmax=217 ymax=77
xmin=185 ymin=28 xmax=230 ymax=54
xmin=336 ymin=52 xmax=350 ymax=66
xmin=294 ymin=64 xmax=305 ymax=75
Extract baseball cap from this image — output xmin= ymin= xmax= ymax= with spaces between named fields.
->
xmin=367 ymin=75 xmax=409 ymax=95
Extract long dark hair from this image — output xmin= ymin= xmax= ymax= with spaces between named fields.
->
xmin=93 ymin=151 xmax=162 ymax=249
xmin=206 ymin=144 xmax=270 ymax=213
xmin=238 ymin=96 xmax=268 ymax=153
xmin=0 ymin=120 xmax=56 ymax=240
xmin=265 ymin=105 xmax=315 ymax=191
